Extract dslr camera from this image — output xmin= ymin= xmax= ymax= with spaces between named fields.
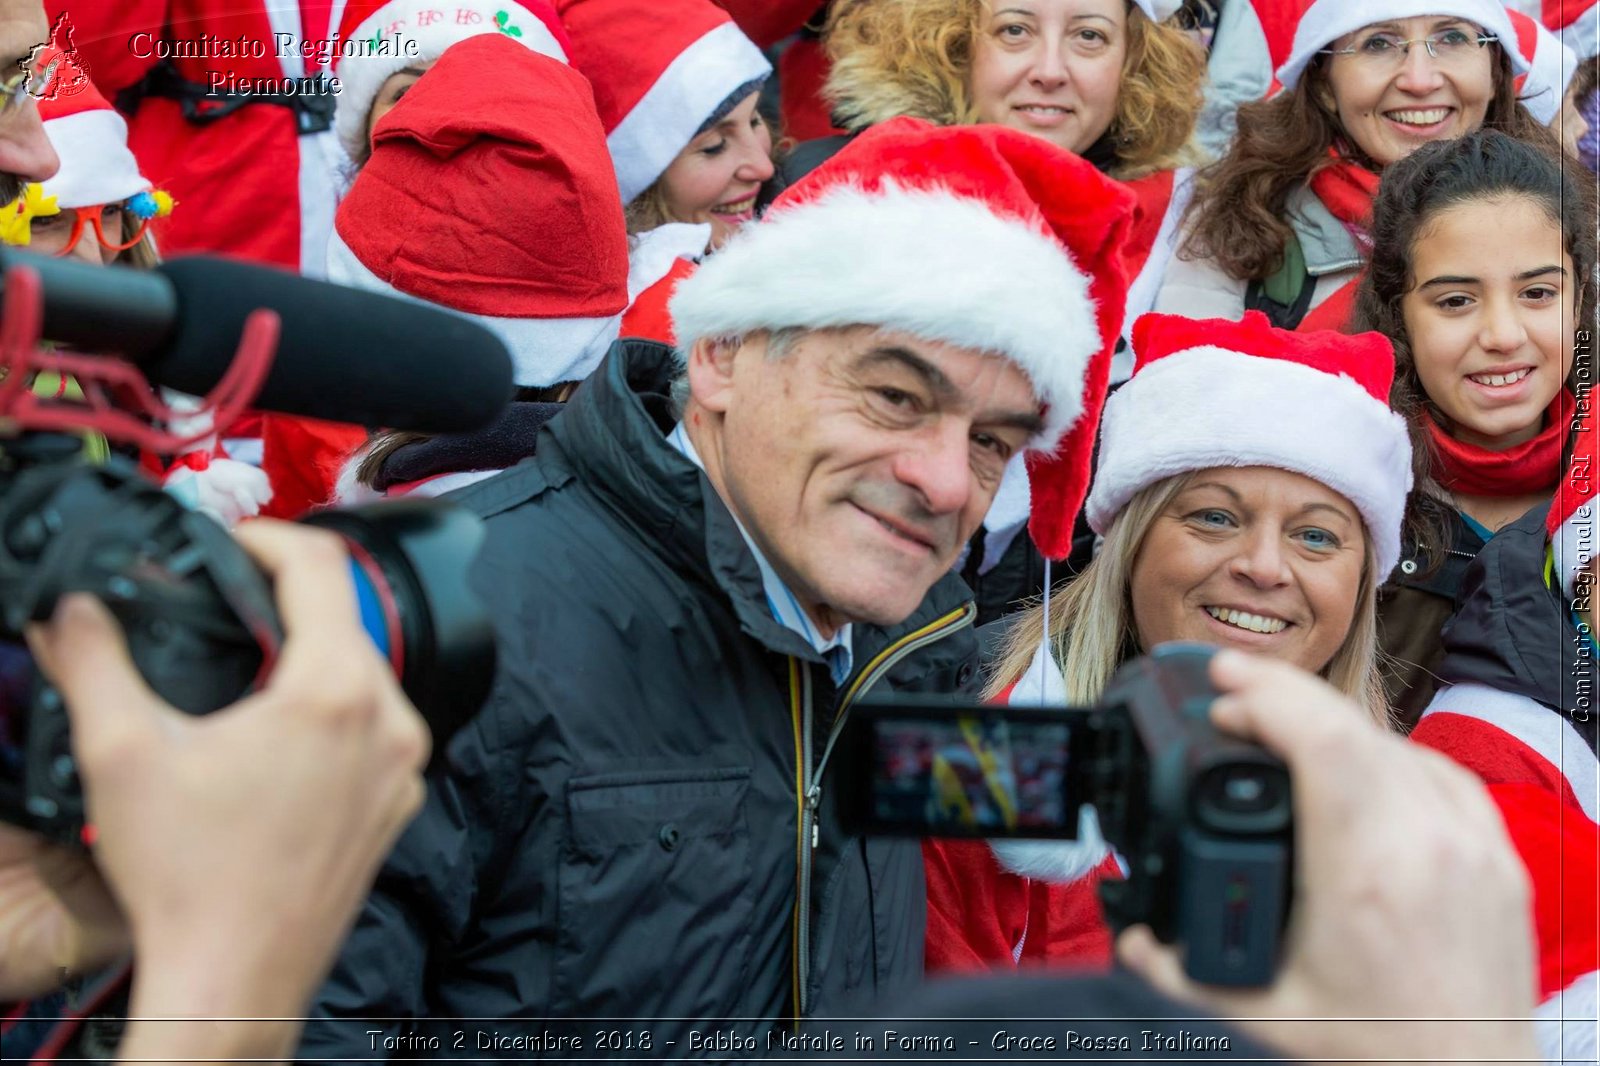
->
xmin=0 ymin=250 xmax=512 ymax=843
xmin=846 ymin=644 xmax=1293 ymax=987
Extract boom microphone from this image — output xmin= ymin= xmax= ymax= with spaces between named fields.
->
xmin=2 ymin=250 xmax=515 ymax=432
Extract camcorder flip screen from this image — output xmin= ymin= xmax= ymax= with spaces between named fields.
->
xmin=847 ymin=703 xmax=1097 ymax=838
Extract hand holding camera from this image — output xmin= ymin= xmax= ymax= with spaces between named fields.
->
xmin=1118 ymin=651 xmax=1540 ymax=1063
xmin=17 ymin=520 xmax=429 ymax=1058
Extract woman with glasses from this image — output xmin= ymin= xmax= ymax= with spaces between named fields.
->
xmin=0 ymin=59 xmax=273 ymax=526
xmin=0 ymin=68 xmax=171 ymax=267
xmin=1155 ymin=0 xmax=1557 ymax=333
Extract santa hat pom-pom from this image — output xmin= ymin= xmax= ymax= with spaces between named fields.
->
xmin=127 ymin=190 xmax=175 ymax=221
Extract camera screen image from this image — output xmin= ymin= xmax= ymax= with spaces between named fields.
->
xmin=865 ymin=712 xmax=1077 ymax=835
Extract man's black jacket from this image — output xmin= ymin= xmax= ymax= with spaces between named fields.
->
xmin=297 ymin=340 xmax=980 ymax=1059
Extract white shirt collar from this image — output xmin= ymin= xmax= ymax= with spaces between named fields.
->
xmin=668 ymin=422 xmax=854 ymax=684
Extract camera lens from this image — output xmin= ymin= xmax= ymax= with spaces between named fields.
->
xmin=1196 ymin=765 xmax=1290 ymax=832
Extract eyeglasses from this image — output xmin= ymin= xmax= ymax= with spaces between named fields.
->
xmin=0 ymin=56 xmax=54 ymax=118
xmin=37 ymin=204 xmax=151 ymax=256
xmin=1320 ymin=27 xmax=1499 ymax=70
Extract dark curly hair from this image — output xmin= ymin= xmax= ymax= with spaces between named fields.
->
xmin=1349 ymin=129 xmax=1597 ymax=562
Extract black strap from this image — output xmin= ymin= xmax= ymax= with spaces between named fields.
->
xmin=116 ymin=59 xmax=336 ymax=135
xmin=1242 ymin=271 xmax=1316 ymax=331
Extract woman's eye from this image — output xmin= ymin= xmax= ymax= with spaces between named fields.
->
xmin=1435 ymin=294 xmax=1473 ymax=311
xmin=700 ymin=139 xmax=729 ymax=157
xmin=1297 ymin=527 xmax=1340 ymax=550
xmin=1437 ymin=28 xmax=1472 ymax=45
xmin=1076 ymin=28 xmax=1107 ymax=44
xmin=996 ymin=22 xmax=1029 ymax=39
xmin=1523 ymin=285 xmax=1558 ymax=303
xmin=30 ymin=212 xmax=67 ymax=230
xmin=1358 ymin=33 xmax=1401 ymax=53
xmin=1189 ymin=509 xmax=1235 ymax=528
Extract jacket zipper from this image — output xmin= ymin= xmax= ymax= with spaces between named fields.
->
xmin=791 ymin=601 xmax=976 ymax=1017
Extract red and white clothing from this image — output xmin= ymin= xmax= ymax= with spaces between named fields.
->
xmin=1413 ymin=687 xmax=1599 ymax=1065
xmin=49 ymin=1 xmax=349 ymax=275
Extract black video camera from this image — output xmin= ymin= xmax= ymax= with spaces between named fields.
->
xmin=845 ymin=644 xmax=1293 ymax=987
xmin=0 ymin=250 xmax=514 ymax=844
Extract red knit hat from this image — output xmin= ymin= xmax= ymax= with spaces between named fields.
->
xmin=1086 ymin=311 xmax=1413 ymax=580
xmin=332 ymin=0 xmax=571 ymax=160
xmin=326 ymin=34 xmax=629 ymax=387
xmin=555 ymin=0 xmax=771 ymax=203
xmin=670 ymin=117 xmax=1135 ymax=560
xmin=1549 ymin=404 xmax=1596 ymax=600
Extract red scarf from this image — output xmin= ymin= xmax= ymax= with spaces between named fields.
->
xmin=1426 ymin=392 xmax=1570 ymax=496
xmin=1307 ymin=149 xmax=1381 ymax=250
xmin=1296 ymin=151 xmax=1382 ymax=333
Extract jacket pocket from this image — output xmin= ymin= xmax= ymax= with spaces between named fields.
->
xmin=554 ymin=767 xmax=755 ymax=1019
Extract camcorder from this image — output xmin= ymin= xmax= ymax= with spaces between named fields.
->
xmin=845 ymin=644 xmax=1294 ymax=987
xmin=0 ymin=249 xmax=516 ymax=843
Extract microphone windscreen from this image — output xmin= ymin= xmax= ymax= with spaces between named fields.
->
xmin=152 ymin=257 xmax=515 ymax=432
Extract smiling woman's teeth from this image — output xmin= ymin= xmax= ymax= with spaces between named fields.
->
xmin=1469 ymin=368 xmax=1532 ymax=387
xmin=1205 ymin=607 xmax=1288 ymax=634
xmin=1387 ymin=108 xmax=1449 ymax=126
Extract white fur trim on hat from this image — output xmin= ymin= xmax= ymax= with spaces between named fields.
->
xmin=1276 ymin=0 xmax=1527 ymax=91
xmin=609 ymin=20 xmax=771 ymax=204
xmin=40 ymin=109 xmax=147 ymax=207
xmin=327 ymin=230 xmax=618 ymax=386
xmin=334 ymin=1 xmax=569 ymax=160
xmin=626 ymin=221 xmax=711 ymax=302
xmin=668 ymin=182 xmax=1096 ymax=451
xmin=1085 ymin=347 xmax=1413 ymax=580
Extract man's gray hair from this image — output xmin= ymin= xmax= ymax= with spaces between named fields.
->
xmin=669 ymin=327 xmax=809 ymax=418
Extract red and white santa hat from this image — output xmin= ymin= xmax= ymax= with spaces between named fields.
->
xmin=1086 ymin=312 xmax=1414 ymax=581
xmin=1508 ymin=6 xmax=1578 ymax=123
xmin=332 ymin=0 xmax=571 ymax=160
xmin=555 ymin=0 xmax=771 ymax=204
xmin=1542 ymin=0 xmax=1600 ymax=60
xmin=1277 ymin=0 xmax=1528 ymax=91
xmin=1548 ymin=404 xmax=1597 ymax=600
xmin=32 ymin=50 xmax=170 ymax=214
xmin=326 ymin=33 xmax=629 ymax=388
xmin=670 ymin=117 xmax=1135 ymax=561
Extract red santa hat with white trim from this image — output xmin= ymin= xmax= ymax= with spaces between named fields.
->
xmin=555 ymin=0 xmax=772 ymax=204
xmin=1277 ymin=0 xmax=1528 ymax=91
xmin=1542 ymin=0 xmax=1600 ymax=59
xmin=21 ymin=48 xmax=173 ymax=219
xmin=670 ymin=116 xmax=1135 ymax=561
xmin=326 ymin=33 xmax=629 ymax=388
xmin=1548 ymin=403 xmax=1597 ymax=600
xmin=332 ymin=0 xmax=571 ymax=160
xmin=1508 ymin=6 xmax=1578 ymax=123
xmin=1087 ymin=312 xmax=1414 ymax=580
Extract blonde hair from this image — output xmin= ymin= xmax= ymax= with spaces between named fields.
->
xmin=823 ymin=0 xmax=1205 ymax=180
xmin=625 ymin=178 xmax=677 ymax=235
xmin=985 ymin=473 xmax=1392 ymax=728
